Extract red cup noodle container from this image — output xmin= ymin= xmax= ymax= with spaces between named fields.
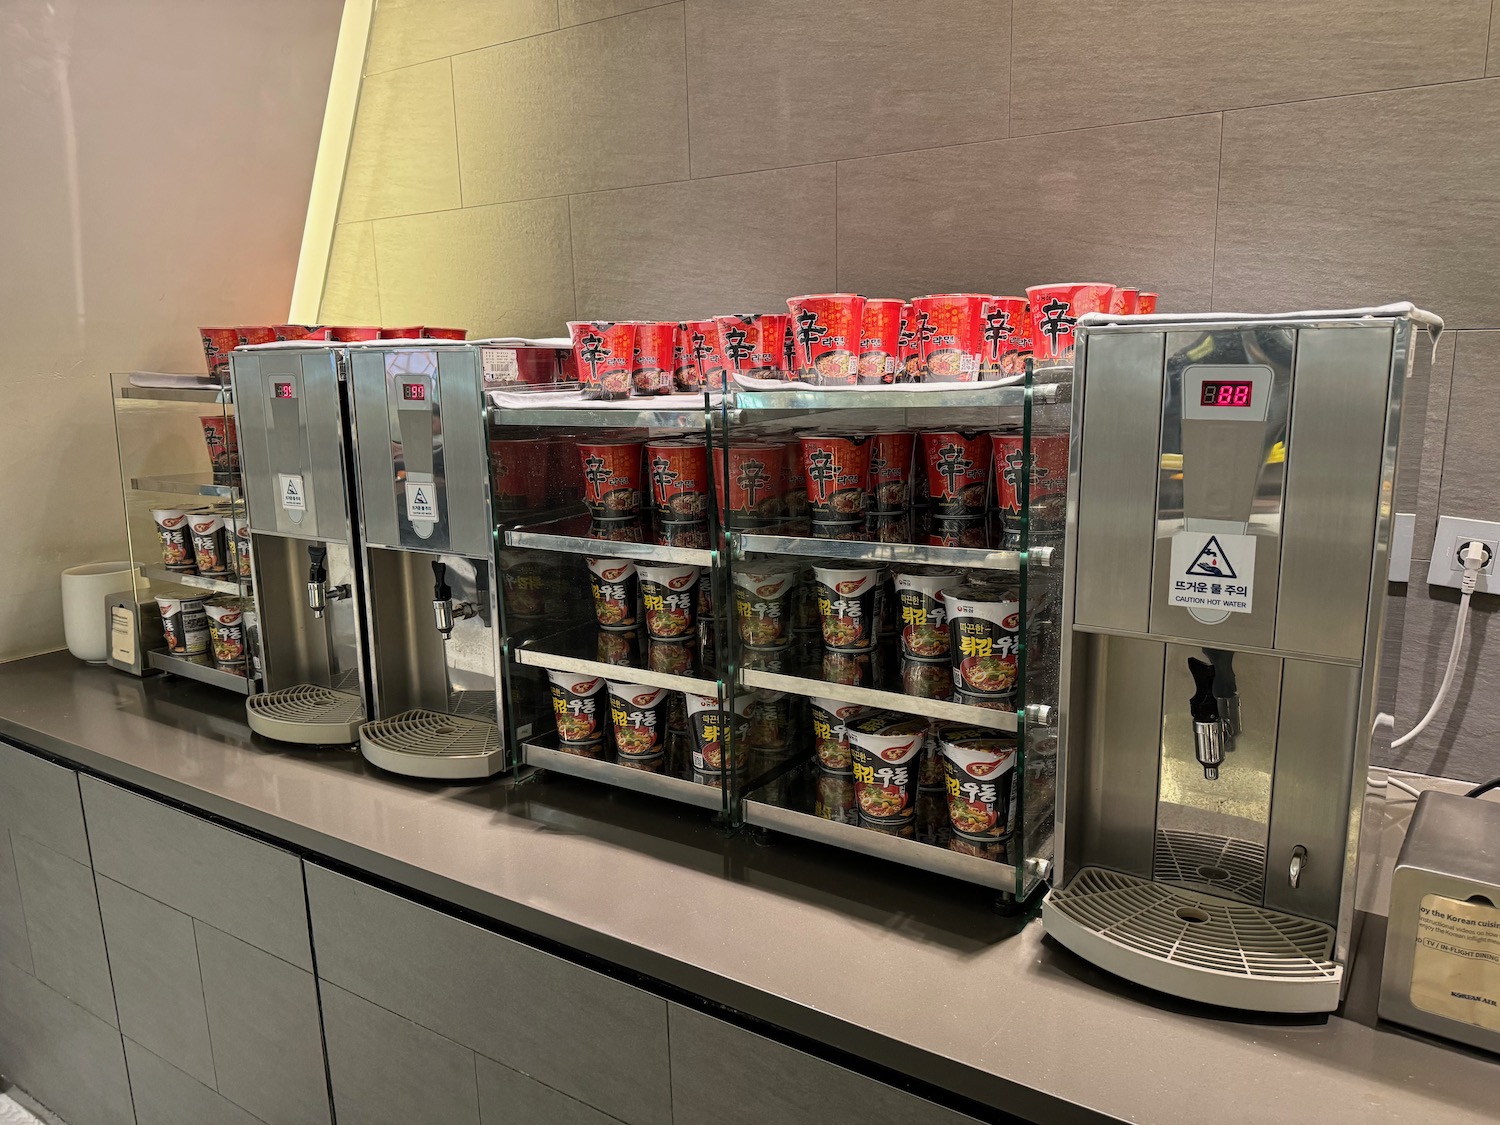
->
xmin=928 ymin=514 xmax=991 ymax=549
xmin=656 ymin=521 xmax=709 ymax=549
xmin=686 ymin=320 xmax=729 ymax=389
xmin=893 ymin=567 xmax=959 ymax=660
xmin=236 ymin=326 xmax=276 ymax=346
xmin=380 ymin=326 xmax=425 ymax=339
xmin=1137 ymin=292 xmax=1159 ymax=314
xmin=809 ymin=696 xmax=871 ymax=772
xmin=715 ymin=313 xmax=790 ymax=381
xmin=204 ymin=600 xmax=247 ymax=671
xmin=942 ymin=580 xmax=1020 ymax=698
xmin=921 ymin=430 xmax=990 ymax=516
xmin=800 ymin=434 xmax=869 ymax=519
xmin=548 ymin=436 xmax=585 ymax=499
xmin=188 ymin=512 xmax=231 ymax=576
xmin=422 ymin=327 xmax=467 ymax=340
xmin=939 ymin=726 xmax=1018 ymax=842
xmin=638 ymin=563 xmax=699 ymax=641
xmin=151 ymin=509 xmax=197 ymax=572
xmin=673 ymin=323 xmax=702 ymax=392
xmin=586 ymin=557 xmax=638 ymax=631
xmin=910 ymin=294 xmax=987 ymax=382
xmin=630 ymin=321 xmax=677 ymax=396
xmin=811 ymin=566 xmax=880 ymax=652
xmin=645 ymin=438 xmax=709 ymax=519
xmin=866 ymin=431 xmax=914 ymax=513
xmin=811 ymin=518 xmax=867 ymax=542
xmin=577 ymin=440 xmax=643 ymax=517
xmin=712 ymin=442 xmax=788 ymax=522
xmin=904 ymin=656 xmax=952 ymax=701
xmin=1025 ymin=283 xmax=1116 ymax=368
xmin=272 ymin=325 xmax=329 ymax=341
xmin=732 ymin=567 xmax=798 ymax=649
xmin=548 ymin=671 xmax=607 ymax=746
xmin=200 ymin=414 xmax=239 ymax=477
xmin=897 ymin=303 xmax=922 ymax=382
xmin=858 ymin=299 xmax=903 ymax=384
xmin=746 ymin=689 xmax=793 ymax=750
xmin=979 ymin=297 xmax=1032 ymax=381
xmin=589 ymin=517 xmax=645 ymax=543
xmin=198 ymin=327 xmax=239 ymax=378
xmin=1110 ymin=288 xmax=1139 ymax=316
xmin=608 ymin=681 xmax=672 ymax=759
xmin=489 ymin=437 xmax=548 ymax=511
xmin=848 ymin=716 xmax=927 ymax=825
xmin=155 ymin=594 xmax=210 ymax=655
xmin=684 ymin=692 xmax=752 ymax=772
xmin=815 ymin=769 xmax=858 ymax=824
xmin=786 ymin=294 xmax=866 ymax=384
xmin=329 ymin=326 xmax=381 ymax=342
xmin=992 ymin=431 xmax=1069 ymax=517
xmin=569 ymin=321 xmax=636 ymax=400
xmin=783 ymin=320 xmax=797 ymax=373
xmin=865 ymin=511 xmax=908 ymax=544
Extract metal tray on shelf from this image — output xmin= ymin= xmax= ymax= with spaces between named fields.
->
xmin=129 ymin=474 xmax=241 ymax=500
xmin=505 ymin=514 xmax=714 ymax=567
xmin=522 ymin=738 xmax=725 ymax=811
xmin=146 ymin=649 xmax=253 ymax=694
xmin=732 ymin=531 xmax=1039 ymax=572
xmin=723 ymin=380 xmax=1069 ymax=414
xmin=512 ymin=622 xmax=720 ymax=697
xmin=490 ymin=403 xmax=710 ymax=430
xmin=739 ymin=668 xmax=1018 ymax=731
xmin=115 ymin=385 xmax=230 ymax=404
xmin=138 ymin=565 xmax=243 ymax=597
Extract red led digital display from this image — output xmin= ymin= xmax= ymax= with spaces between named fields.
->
xmin=1199 ymin=380 xmax=1253 ymax=407
xmin=273 ymin=382 xmax=294 ymax=399
xmin=402 ymin=382 xmax=427 ymax=401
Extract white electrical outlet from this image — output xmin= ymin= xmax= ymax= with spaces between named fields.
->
xmin=1425 ymin=516 xmax=1500 ymax=593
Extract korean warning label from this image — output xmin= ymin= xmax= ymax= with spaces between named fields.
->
xmin=1168 ymin=531 xmax=1255 ymax=615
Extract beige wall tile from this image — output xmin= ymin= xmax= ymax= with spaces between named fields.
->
xmin=837 ymin=114 xmax=1219 ymax=304
xmin=1214 ymin=80 xmax=1500 ymax=328
xmin=451 ymin=5 xmax=689 ymax=206
xmin=1012 ymin=0 xmax=1490 ymax=134
xmin=365 ymin=0 xmax=558 ymax=76
xmin=319 ymin=222 xmax=382 ymax=325
xmin=1491 ymin=17 xmax=1500 ymax=77
xmin=685 ymin=0 xmax=1009 ymax=178
xmin=341 ymin=59 xmax=462 ymax=223
xmin=373 ymin=199 xmax=576 ymax=336
xmin=558 ymin=0 xmax=670 ymax=27
xmin=570 ymin=164 xmax=837 ymax=321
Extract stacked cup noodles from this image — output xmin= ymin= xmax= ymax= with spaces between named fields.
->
xmin=198 ymin=324 xmax=467 ymax=381
xmin=150 ymin=502 xmax=251 ymax=580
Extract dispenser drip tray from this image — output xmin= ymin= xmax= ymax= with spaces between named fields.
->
xmin=1043 ymin=867 xmax=1342 ymax=1013
xmin=1152 ymin=828 xmax=1267 ymax=903
xmin=246 ymin=685 xmax=365 ymax=745
xmin=358 ymin=709 xmax=506 ymax=779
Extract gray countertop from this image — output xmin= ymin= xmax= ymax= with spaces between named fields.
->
xmin=0 ymin=651 xmax=1494 ymax=1124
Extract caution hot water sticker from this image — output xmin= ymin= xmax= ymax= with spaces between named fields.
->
xmin=1168 ymin=531 xmax=1255 ymax=615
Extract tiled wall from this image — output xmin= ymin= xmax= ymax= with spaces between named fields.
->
xmin=319 ymin=0 xmax=1500 ymax=780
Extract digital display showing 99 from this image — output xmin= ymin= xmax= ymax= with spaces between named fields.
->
xmin=1199 ymin=380 xmax=1253 ymax=407
xmin=402 ymin=381 xmax=427 ymax=401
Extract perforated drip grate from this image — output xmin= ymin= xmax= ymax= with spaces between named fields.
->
xmin=1048 ymin=867 xmax=1338 ymax=981
xmin=359 ymin=710 xmax=500 ymax=758
xmin=447 ymin=688 xmax=497 ymax=722
xmin=1153 ymin=829 xmax=1267 ymax=902
xmin=247 ymin=684 xmax=364 ymax=726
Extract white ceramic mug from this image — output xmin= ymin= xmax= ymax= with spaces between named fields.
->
xmin=61 ymin=562 xmax=134 ymax=662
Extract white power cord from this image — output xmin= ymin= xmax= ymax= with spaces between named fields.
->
xmin=1389 ymin=539 xmax=1487 ymax=749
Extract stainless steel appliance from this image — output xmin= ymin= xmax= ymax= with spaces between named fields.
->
xmin=1043 ymin=306 xmax=1440 ymax=1012
xmin=348 ymin=343 xmax=507 ymax=779
xmin=232 ymin=345 xmax=368 ymax=743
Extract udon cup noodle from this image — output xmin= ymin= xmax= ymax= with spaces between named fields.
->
xmin=236 ymin=326 xmax=276 ymax=346
xmin=1025 ymin=283 xmax=1116 ymax=369
xmin=577 ymin=440 xmax=643 ymax=517
xmin=910 ymin=294 xmax=988 ymax=383
xmin=939 ymin=726 xmax=1019 ymax=842
xmin=1109 ymin=287 xmax=1140 ymax=316
xmin=712 ymin=442 xmax=787 ymax=523
xmin=198 ymin=327 xmax=239 ymax=378
xmin=151 ymin=509 xmax=198 ymax=572
xmin=686 ymin=320 xmax=729 ymax=389
xmin=917 ymin=789 xmax=951 ymax=846
xmin=865 ymin=431 xmax=914 ymax=513
xmin=645 ymin=438 xmax=709 ymax=520
xmin=893 ymin=566 xmax=958 ymax=660
xmin=200 ymin=414 xmax=239 ymax=479
xmin=489 ymin=437 xmax=549 ymax=511
xmin=952 ymin=687 xmax=1012 ymax=712
xmin=1137 ymin=292 xmax=1159 ymax=314
xmin=630 ymin=321 xmax=677 ymax=396
xmin=241 ymin=608 xmax=263 ymax=680
xmin=597 ymin=628 xmax=643 ymax=667
xmin=812 ymin=566 xmax=880 ymax=652
xmin=992 ymin=431 xmax=1069 ymax=521
xmin=227 ymin=516 xmax=252 ymax=579
xmin=980 ymin=296 xmax=1032 ymax=381
xmin=800 ymin=434 xmax=869 ymax=520
xmin=638 ymin=563 xmax=699 ymax=641
xmin=188 ymin=512 xmax=231 ymax=576
xmin=568 ymin=321 xmax=636 ymax=400
xmin=815 ymin=768 xmax=857 ymax=824
xmin=608 ymin=682 xmax=672 ymax=759
xmin=203 ymin=600 xmax=247 ymax=671
xmin=156 ymin=594 xmax=210 ymax=655
xmin=329 ymin=326 xmax=381 ymax=342
xmin=732 ymin=567 xmax=797 ymax=649
xmin=902 ymin=657 xmax=952 ymax=701
xmin=929 ymin=514 xmax=990 ymax=549
xmin=672 ymin=323 xmax=701 ymax=392
xmin=647 ymin=636 xmax=696 ymax=676
xmin=786 ymin=293 xmax=865 ymax=384
xmin=501 ymin=554 xmax=546 ymax=617
xmin=272 ymin=324 xmax=329 ymax=342
xmin=741 ymin=645 xmax=792 ymax=674
xmin=792 ymin=570 xmax=820 ymax=630
xmin=921 ymin=430 xmax=990 ymax=516
xmin=858 ymin=298 xmax=903 ymax=384
xmin=848 ymin=716 xmax=927 ymax=825
xmin=865 ymin=511 xmax=908 ymax=545
xmin=586 ymin=557 xmax=638 ymax=631
xmin=548 ymin=671 xmax=607 ymax=746
xmin=715 ymin=313 xmax=790 ymax=381
xmin=809 ymin=696 xmax=871 ymax=772
xmin=919 ymin=727 xmax=946 ymax=789
xmin=589 ymin=516 xmax=645 ymax=543
xmin=656 ymin=521 xmax=709 ymax=549
xmin=618 ymin=753 xmax=665 ymax=774
xmin=746 ymin=689 xmax=793 ymax=750
xmin=821 ymin=648 xmax=878 ymax=687
xmin=942 ymin=579 xmax=1020 ymax=698
xmin=684 ymin=692 xmax=753 ymax=772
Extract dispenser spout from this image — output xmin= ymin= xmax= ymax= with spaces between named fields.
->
xmin=1188 ymin=657 xmax=1225 ymax=781
xmin=306 ymin=544 xmax=349 ymax=620
xmin=432 ymin=560 xmax=455 ymax=638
